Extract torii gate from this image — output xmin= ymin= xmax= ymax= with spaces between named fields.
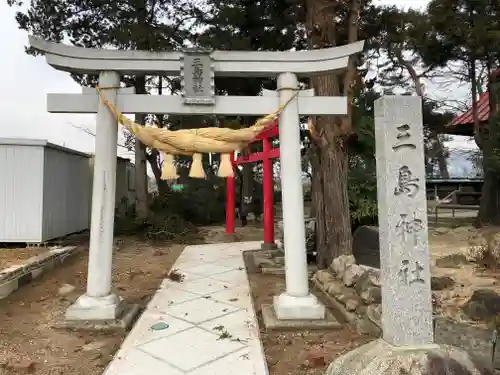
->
xmin=28 ymin=36 xmax=364 ymax=323
xmin=225 ymin=120 xmax=280 ymax=249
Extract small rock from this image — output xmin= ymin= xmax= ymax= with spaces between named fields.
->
xmin=152 ymin=249 xmax=165 ymax=256
xmin=315 ymin=270 xmax=334 ymax=286
xmin=331 ymin=255 xmax=356 ymax=280
xmin=336 ymin=287 xmax=362 ymax=305
xmin=466 ymin=233 xmax=488 ymax=263
xmin=435 ymin=253 xmax=469 ymax=269
xmin=439 ymin=290 xmax=460 ymax=301
xmin=367 ymin=269 xmax=381 ymax=287
xmin=366 ymin=304 xmax=382 ymax=326
xmin=302 ymin=347 xmax=326 ymax=368
xmin=489 ymin=231 xmax=500 ymax=265
xmin=82 ymin=341 xmax=107 ymax=352
xmin=356 ymin=304 xmax=367 ymax=315
xmin=254 ymin=256 xmax=276 ymax=268
xmin=129 ymin=269 xmax=144 ymax=279
xmin=57 ymin=284 xmax=76 ymax=296
xmin=433 ymin=227 xmax=449 ymax=235
xmin=267 ymin=357 xmax=279 ymax=366
xmin=461 ymin=289 xmax=500 ymax=321
xmin=355 ymin=270 xmax=382 ymax=303
xmin=431 ymin=276 xmax=455 ymax=291
xmin=345 ymin=298 xmax=359 ymax=312
xmin=359 ymin=286 xmax=381 ymax=304
xmin=326 ymin=280 xmax=343 ymax=296
xmin=89 ymin=352 xmax=103 ymax=361
xmin=343 ymin=264 xmax=366 ymax=287
xmin=358 ymin=266 xmax=381 ymax=286
xmin=355 ymin=316 xmax=381 ymax=336
xmin=10 ymin=359 xmax=36 ymax=374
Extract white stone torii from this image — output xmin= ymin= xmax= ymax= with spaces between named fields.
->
xmin=29 ymin=36 xmax=364 ymax=323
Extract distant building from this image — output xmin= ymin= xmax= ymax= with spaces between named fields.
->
xmin=0 ymin=138 xmax=91 ymax=243
xmin=88 ymin=155 xmax=136 ymax=217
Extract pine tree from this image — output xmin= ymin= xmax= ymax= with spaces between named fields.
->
xmin=420 ymin=0 xmax=500 ymax=226
xmin=8 ymin=0 xmax=203 ymax=215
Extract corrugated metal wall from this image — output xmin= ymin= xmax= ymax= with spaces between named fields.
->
xmin=0 ymin=145 xmax=44 ymax=242
xmin=42 ymin=147 xmax=91 ymax=241
xmin=89 ymin=156 xmax=136 ymax=217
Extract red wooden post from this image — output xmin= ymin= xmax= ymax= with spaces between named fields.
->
xmin=225 ymin=121 xmax=280 ymax=242
xmin=225 ymin=152 xmax=236 ymax=234
xmin=262 ymin=138 xmax=276 ymax=248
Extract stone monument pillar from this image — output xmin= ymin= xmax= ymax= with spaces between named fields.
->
xmin=324 ymin=96 xmax=493 ymax=375
xmin=375 ymin=96 xmax=434 ymax=346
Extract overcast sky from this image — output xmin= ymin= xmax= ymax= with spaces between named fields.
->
xmin=0 ymin=0 xmax=477 ymax=166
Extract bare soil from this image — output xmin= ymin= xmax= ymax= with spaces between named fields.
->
xmin=0 ymin=237 xmax=184 ymax=375
xmin=0 ymin=222 xmax=485 ymax=375
xmin=0 ymin=248 xmax=49 ymax=269
xmin=429 ymin=226 xmax=500 ymax=325
xmin=248 ymin=272 xmax=373 ymax=374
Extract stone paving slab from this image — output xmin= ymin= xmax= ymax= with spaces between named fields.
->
xmin=103 ymin=241 xmax=269 ymax=375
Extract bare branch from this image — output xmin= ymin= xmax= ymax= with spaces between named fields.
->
xmin=69 ymin=122 xmax=128 ymax=150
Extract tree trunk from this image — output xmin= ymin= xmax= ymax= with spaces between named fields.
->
xmin=147 ymin=75 xmax=168 ymax=194
xmin=134 ymin=76 xmax=149 ymax=218
xmin=436 ymin=136 xmax=449 ymax=179
xmin=306 ymin=0 xmax=359 ymax=268
xmin=476 ymin=72 xmax=500 ymax=226
xmin=311 ymin=127 xmax=352 ymax=268
xmin=146 ymin=150 xmax=167 ymax=194
xmin=399 ymin=52 xmax=450 ymax=179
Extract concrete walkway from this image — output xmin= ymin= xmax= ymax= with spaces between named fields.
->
xmin=103 ymin=241 xmax=268 ymax=375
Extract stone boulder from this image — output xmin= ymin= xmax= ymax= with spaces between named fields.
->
xmin=314 ymin=269 xmax=335 ymax=287
xmin=461 ymin=289 xmax=500 ymax=321
xmin=352 ymin=226 xmax=380 ymax=269
xmin=343 ymin=264 xmax=366 ymax=287
xmin=326 ymin=280 xmax=344 ymax=296
xmin=325 ymin=339 xmax=493 ymax=375
xmin=466 ymin=233 xmax=489 ymax=263
xmin=435 ymin=254 xmax=469 ymax=269
xmin=354 ymin=269 xmax=382 ymax=304
xmin=355 ymin=317 xmax=382 ymax=337
xmin=431 ymin=276 xmax=455 ymax=291
xmin=488 ymin=231 xmax=500 ymax=265
xmin=366 ymin=304 xmax=382 ymax=328
xmin=335 ymin=286 xmax=363 ymax=311
xmin=331 ymin=255 xmax=356 ymax=280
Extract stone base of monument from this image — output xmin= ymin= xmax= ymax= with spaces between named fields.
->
xmin=261 ymin=303 xmax=341 ymax=331
xmin=53 ymin=294 xmax=140 ymax=332
xmin=325 ymin=339 xmax=494 ymax=375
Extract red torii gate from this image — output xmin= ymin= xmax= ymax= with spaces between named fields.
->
xmin=225 ymin=120 xmax=280 ymax=249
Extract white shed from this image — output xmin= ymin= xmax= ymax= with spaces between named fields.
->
xmin=88 ymin=155 xmax=136 ymax=217
xmin=0 ymin=138 xmax=91 ymax=243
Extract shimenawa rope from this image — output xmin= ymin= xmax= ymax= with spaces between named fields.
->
xmin=95 ymin=86 xmax=299 ymax=180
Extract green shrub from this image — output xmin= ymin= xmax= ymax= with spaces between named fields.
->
xmin=114 ymin=177 xmax=227 ymax=241
xmin=153 ymin=179 xmax=227 ymax=225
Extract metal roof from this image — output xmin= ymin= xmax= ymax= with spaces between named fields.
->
xmin=449 ymin=92 xmax=490 ymax=127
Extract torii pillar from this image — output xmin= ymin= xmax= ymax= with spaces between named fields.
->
xmin=271 ymin=74 xmax=324 ymax=319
